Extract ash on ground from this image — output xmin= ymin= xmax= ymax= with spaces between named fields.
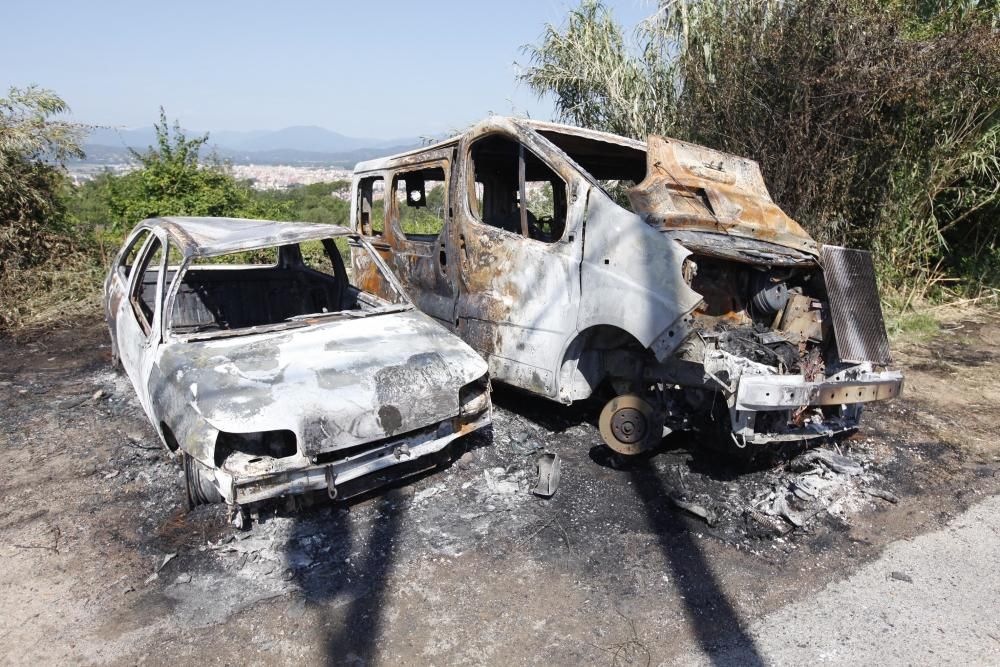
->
xmin=64 ymin=367 xmax=904 ymax=626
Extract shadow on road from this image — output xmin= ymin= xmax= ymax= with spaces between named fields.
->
xmin=324 ymin=494 xmax=405 ymax=664
xmin=495 ymin=383 xmax=767 ymax=664
xmin=282 ymin=485 xmax=409 ymax=664
xmin=627 ymin=457 xmax=765 ymax=666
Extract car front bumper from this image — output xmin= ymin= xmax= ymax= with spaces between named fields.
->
xmin=215 ymin=408 xmax=491 ymax=505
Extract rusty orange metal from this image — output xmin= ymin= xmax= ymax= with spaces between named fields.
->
xmin=627 ymin=136 xmax=818 ymax=256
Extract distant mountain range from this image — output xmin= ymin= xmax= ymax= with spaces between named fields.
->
xmin=79 ymin=125 xmax=424 ymax=167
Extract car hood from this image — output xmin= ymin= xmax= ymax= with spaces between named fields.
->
xmin=626 ymin=135 xmax=819 ymax=258
xmin=155 ymin=310 xmax=488 ymax=454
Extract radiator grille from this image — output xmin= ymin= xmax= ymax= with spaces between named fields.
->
xmin=822 ymin=245 xmax=892 ymax=365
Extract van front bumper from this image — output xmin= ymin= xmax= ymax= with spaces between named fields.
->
xmin=729 ymin=366 xmax=903 ymax=444
xmin=735 ymin=368 xmax=904 ymax=411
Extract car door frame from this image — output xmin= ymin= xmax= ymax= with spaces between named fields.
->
xmin=382 ymin=156 xmax=460 ymax=326
xmin=450 ymin=122 xmax=590 ymax=399
xmin=116 ymin=227 xmax=168 ymax=423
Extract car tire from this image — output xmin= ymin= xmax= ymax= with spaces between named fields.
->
xmin=182 ymin=452 xmax=224 ymax=509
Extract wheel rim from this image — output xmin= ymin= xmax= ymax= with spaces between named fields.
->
xmin=609 ymin=406 xmax=647 ymax=444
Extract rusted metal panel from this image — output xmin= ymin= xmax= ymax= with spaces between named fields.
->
xmin=353 ymin=156 xmax=459 ymax=326
xmin=627 ymin=136 xmax=818 ymax=257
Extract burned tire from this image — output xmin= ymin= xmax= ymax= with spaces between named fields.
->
xmin=182 ymin=452 xmax=223 ymax=509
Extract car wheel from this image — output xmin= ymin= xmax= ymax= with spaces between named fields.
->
xmin=182 ymin=452 xmax=223 ymax=509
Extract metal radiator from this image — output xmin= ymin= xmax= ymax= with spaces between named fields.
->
xmin=822 ymin=245 xmax=892 ymax=365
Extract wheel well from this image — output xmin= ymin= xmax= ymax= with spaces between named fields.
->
xmin=160 ymin=422 xmax=180 ymax=452
xmin=558 ymin=325 xmax=646 ymax=402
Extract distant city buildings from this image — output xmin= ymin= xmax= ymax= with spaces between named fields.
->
xmin=66 ymin=163 xmax=136 ymax=185
xmin=67 ymin=163 xmax=356 ymax=193
xmin=229 ymin=165 xmax=354 ymax=192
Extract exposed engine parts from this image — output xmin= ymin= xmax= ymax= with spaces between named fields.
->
xmin=750 ymin=271 xmax=790 ymax=315
xmin=597 ymin=253 xmax=900 ymax=452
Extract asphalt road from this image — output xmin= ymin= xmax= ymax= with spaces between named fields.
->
xmin=688 ymin=494 xmax=1000 ymax=665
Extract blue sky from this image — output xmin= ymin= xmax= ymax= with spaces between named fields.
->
xmin=3 ymin=0 xmax=654 ymax=139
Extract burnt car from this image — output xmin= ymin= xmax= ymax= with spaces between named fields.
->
xmin=349 ymin=117 xmax=902 ymax=455
xmin=104 ymin=217 xmax=491 ymax=518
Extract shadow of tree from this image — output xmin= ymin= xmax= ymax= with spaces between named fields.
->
xmin=281 ymin=459 xmax=450 ymax=664
xmin=325 ymin=495 xmax=405 ymax=664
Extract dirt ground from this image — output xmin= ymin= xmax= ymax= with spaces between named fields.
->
xmin=1 ymin=312 xmax=998 ymax=665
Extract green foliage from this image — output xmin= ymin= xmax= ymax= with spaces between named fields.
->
xmin=397 ymin=184 xmax=446 ymax=236
xmin=885 ymin=309 xmax=942 ymax=343
xmin=527 ymin=183 xmax=554 ymax=221
xmin=521 ymin=0 xmax=1000 ymax=299
xmin=521 ymin=2 xmax=678 ymax=142
xmin=4 ymin=105 xmax=357 ymax=332
xmin=254 ymin=179 xmax=351 ymax=226
xmin=0 ymin=86 xmax=90 ymax=330
xmin=249 ymin=180 xmax=353 ymax=262
xmin=102 ymin=108 xmax=288 ymax=234
xmin=0 ymin=86 xmax=85 ymax=272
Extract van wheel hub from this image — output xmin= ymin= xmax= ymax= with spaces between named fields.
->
xmin=610 ymin=407 xmax=646 ymax=443
xmin=599 ymin=394 xmax=661 ymax=455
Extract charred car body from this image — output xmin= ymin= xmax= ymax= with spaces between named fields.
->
xmin=350 ymin=117 xmax=902 ymax=455
xmin=104 ymin=217 xmax=491 ymax=515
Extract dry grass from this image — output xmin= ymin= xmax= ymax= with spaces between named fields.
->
xmin=0 ymin=254 xmax=105 ymax=337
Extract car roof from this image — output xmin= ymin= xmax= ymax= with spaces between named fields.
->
xmin=351 ymin=116 xmax=647 ymax=173
xmin=140 ymin=216 xmax=353 ymax=258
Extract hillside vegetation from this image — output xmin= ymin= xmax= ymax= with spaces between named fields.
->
xmin=0 ymin=100 xmax=350 ymax=331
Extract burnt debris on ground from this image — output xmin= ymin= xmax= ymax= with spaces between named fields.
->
xmin=1 ymin=316 xmax=998 ymax=664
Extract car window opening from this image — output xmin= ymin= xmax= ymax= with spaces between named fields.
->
xmin=120 ymin=229 xmax=152 ymax=277
xmin=469 ymin=135 xmax=568 ymax=243
xmin=357 ymin=176 xmax=386 ymax=236
xmin=392 ymin=166 xmax=447 ymax=241
xmin=131 ymin=236 xmax=163 ymax=333
xmin=534 ymin=129 xmax=647 ymax=210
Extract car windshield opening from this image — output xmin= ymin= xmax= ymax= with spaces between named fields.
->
xmin=534 ymin=129 xmax=647 ymax=209
xmin=168 ymin=236 xmax=408 ymax=338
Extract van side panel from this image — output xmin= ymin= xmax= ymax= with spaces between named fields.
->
xmin=577 ymin=191 xmax=702 ymax=350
